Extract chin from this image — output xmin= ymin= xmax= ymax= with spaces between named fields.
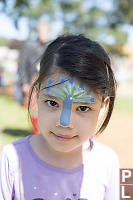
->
xmin=52 ymin=146 xmax=74 ymax=153
xmin=50 ymin=142 xmax=82 ymax=153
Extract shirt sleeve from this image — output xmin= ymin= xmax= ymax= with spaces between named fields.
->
xmin=0 ymin=146 xmax=15 ymax=200
xmin=104 ymin=151 xmax=120 ymax=200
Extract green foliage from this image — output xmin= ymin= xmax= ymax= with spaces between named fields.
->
xmin=25 ymin=0 xmax=55 ymax=19
xmin=0 ymin=0 xmax=132 ymax=52
xmin=59 ymin=1 xmax=128 ymax=48
xmin=117 ymin=0 xmax=133 ymax=24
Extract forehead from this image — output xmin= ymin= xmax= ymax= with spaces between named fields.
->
xmin=40 ymin=74 xmax=98 ymax=104
xmin=41 ymin=73 xmax=86 ymax=89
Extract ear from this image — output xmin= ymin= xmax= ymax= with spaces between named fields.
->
xmin=99 ymin=97 xmax=110 ymax=119
xmin=103 ymin=96 xmax=110 ymax=107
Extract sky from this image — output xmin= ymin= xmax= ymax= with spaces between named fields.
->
xmin=0 ymin=14 xmax=29 ymax=40
xmin=0 ymin=13 xmax=63 ymax=41
xmin=0 ymin=0 xmax=117 ymax=41
xmin=0 ymin=9 xmax=133 ymax=44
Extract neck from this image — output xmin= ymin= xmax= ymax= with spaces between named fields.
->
xmin=30 ymin=134 xmax=84 ymax=169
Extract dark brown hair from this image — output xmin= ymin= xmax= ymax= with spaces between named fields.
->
xmin=29 ymin=34 xmax=117 ymax=134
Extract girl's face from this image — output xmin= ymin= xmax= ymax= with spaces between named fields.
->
xmin=37 ymin=73 xmax=107 ymax=153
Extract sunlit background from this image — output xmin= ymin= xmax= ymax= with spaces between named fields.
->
xmin=0 ymin=0 xmax=133 ymax=168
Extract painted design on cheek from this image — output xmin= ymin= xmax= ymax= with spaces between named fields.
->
xmin=44 ymin=76 xmax=96 ymax=126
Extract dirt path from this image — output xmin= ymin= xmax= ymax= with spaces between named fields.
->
xmin=95 ymin=111 xmax=133 ymax=168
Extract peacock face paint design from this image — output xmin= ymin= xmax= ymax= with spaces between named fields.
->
xmin=44 ymin=76 xmax=96 ymax=104
xmin=43 ymin=76 xmax=96 ymax=126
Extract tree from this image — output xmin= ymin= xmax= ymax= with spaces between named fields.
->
xmin=117 ymin=0 xmax=133 ymax=24
xmin=0 ymin=0 xmax=130 ymax=53
xmin=58 ymin=1 xmax=127 ymax=46
xmin=0 ymin=0 xmax=54 ymax=29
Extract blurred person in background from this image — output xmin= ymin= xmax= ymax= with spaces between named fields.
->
xmin=15 ymin=20 xmax=49 ymax=134
xmin=0 ymin=66 xmax=5 ymax=88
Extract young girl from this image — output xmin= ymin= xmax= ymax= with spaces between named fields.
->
xmin=0 ymin=35 xmax=119 ymax=200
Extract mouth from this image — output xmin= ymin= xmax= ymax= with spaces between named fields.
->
xmin=51 ymin=132 xmax=77 ymax=141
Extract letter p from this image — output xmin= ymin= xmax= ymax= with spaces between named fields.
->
xmin=122 ymin=170 xmax=131 ymax=183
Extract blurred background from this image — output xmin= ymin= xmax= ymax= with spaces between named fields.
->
xmin=0 ymin=0 xmax=133 ymax=168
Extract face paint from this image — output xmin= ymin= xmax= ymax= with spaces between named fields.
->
xmin=43 ymin=76 xmax=96 ymax=126
xmin=60 ymin=94 xmax=73 ymax=126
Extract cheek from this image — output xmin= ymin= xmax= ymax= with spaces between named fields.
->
xmin=78 ymin=111 xmax=100 ymax=131
xmin=38 ymin=109 xmax=52 ymax=123
xmin=37 ymin=102 xmax=60 ymax=127
xmin=37 ymin=103 xmax=51 ymax=125
xmin=38 ymin=110 xmax=55 ymax=135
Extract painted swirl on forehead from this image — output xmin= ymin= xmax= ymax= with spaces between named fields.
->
xmin=43 ymin=76 xmax=96 ymax=126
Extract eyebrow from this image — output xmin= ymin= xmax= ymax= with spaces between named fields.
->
xmin=43 ymin=94 xmax=95 ymax=105
xmin=42 ymin=93 xmax=60 ymax=101
xmin=75 ymin=101 xmax=95 ymax=105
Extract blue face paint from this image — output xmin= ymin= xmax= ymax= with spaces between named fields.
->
xmin=60 ymin=95 xmax=73 ymax=126
xmin=43 ymin=76 xmax=96 ymax=126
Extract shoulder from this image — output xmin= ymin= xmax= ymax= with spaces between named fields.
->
xmin=0 ymin=136 xmax=31 ymax=171
xmin=91 ymin=140 xmax=120 ymax=167
xmin=2 ymin=135 xmax=30 ymax=153
xmin=85 ymin=140 xmax=120 ymax=184
xmin=24 ymin=40 xmax=43 ymax=50
xmin=23 ymin=40 xmax=36 ymax=47
xmin=20 ymin=41 xmax=37 ymax=55
xmin=93 ymin=140 xmax=118 ymax=156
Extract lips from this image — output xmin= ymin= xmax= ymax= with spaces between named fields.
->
xmin=51 ymin=132 xmax=77 ymax=141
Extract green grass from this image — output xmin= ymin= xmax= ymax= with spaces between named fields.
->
xmin=0 ymin=95 xmax=133 ymax=151
xmin=0 ymin=95 xmax=31 ymax=151
xmin=114 ymin=97 xmax=133 ymax=115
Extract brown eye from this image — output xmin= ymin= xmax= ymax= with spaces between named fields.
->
xmin=77 ymin=106 xmax=90 ymax=112
xmin=46 ymin=100 xmax=59 ymax=107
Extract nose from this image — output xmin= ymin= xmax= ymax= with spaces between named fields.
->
xmin=56 ymin=109 xmax=75 ymax=129
xmin=56 ymin=95 xmax=74 ymax=129
xmin=56 ymin=122 xmax=74 ymax=129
